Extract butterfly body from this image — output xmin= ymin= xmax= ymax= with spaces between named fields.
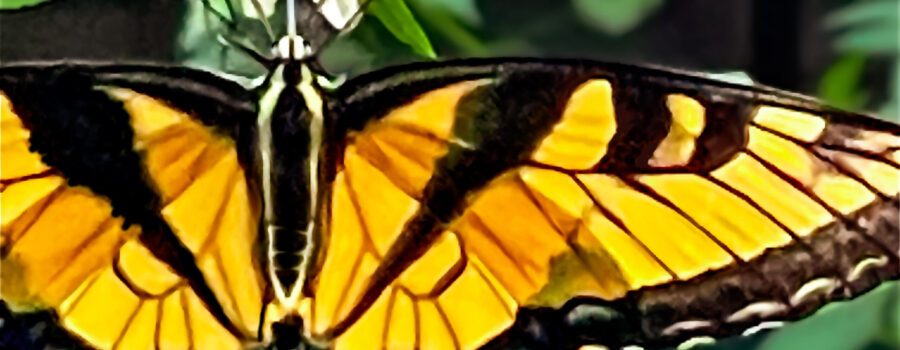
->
xmin=2 ymin=55 xmax=899 ymax=350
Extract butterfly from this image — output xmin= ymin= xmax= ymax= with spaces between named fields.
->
xmin=1 ymin=0 xmax=898 ymax=349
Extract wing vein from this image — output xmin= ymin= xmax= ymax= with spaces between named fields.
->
xmin=330 ymin=250 xmax=366 ymax=324
xmin=467 ymin=213 xmax=536 ymax=287
xmin=0 ymin=169 xmax=58 ymax=190
xmin=433 ymin=300 xmax=461 ymax=350
xmin=111 ymin=300 xmax=144 ymax=350
xmin=750 ymin=121 xmax=900 ymax=169
xmin=751 ymin=124 xmax=891 ymax=201
xmin=342 ymin=170 xmax=383 ymax=258
xmin=59 ymin=270 xmax=104 ymax=319
xmin=380 ymin=287 xmax=399 ymax=350
xmin=743 ymin=149 xmax=896 ymax=285
xmin=623 ymin=175 xmax=745 ymax=263
xmin=570 ymin=175 xmax=679 ymax=279
xmin=1 ymin=186 xmax=64 ymax=258
xmin=181 ymin=289 xmax=196 ymax=350
xmin=515 ymin=175 xmax=610 ymax=293
xmin=196 ymin=165 xmax=240 ymax=257
xmin=214 ymin=250 xmax=244 ymax=331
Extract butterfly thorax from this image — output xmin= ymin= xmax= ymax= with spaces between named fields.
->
xmin=256 ymin=59 xmax=325 ymax=307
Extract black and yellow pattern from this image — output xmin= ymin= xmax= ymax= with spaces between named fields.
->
xmin=295 ymin=60 xmax=900 ymax=349
xmin=1 ymin=59 xmax=898 ymax=349
xmin=1 ymin=67 xmax=264 ymax=349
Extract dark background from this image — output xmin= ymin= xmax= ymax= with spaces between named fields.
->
xmin=0 ymin=0 xmax=888 ymax=97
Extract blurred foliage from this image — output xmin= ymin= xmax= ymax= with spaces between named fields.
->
xmin=174 ymin=2 xmax=900 ymax=349
xmin=820 ymin=0 xmax=899 ymax=120
xmin=177 ymin=0 xmax=435 ymax=78
xmin=572 ymin=0 xmax=663 ymax=36
xmin=689 ymin=281 xmax=900 ymax=350
xmin=0 ymin=0 xmax=49 ymax=10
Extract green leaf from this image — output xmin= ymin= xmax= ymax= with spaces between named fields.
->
xmin=573 ymin=0 xmax=663 ymax=36
xmin=0 ymin=0 xmax=50 ymax=10
xmin=206 ymin=0 xmax=233 ymax=22
xmin=818 ymin=53 xmax=869 ymax=111
xmin=175 ymin=0 xmax=269 ymax=79
xmin=368 ymin=0 xmax=436 ymax=59
xmin=758 ymin=281 xmax=900 ymax=350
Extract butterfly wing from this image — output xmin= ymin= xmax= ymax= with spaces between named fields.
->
xmin=0 ymin=65 xmax=267 ymax=349
xmin=305 ymin=59 xmax=899 ymax=349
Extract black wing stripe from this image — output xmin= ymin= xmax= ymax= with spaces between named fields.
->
xmin=330 ymin=69 xmax=582 ymax=337
xmin=2 ymin=70 xmax=247 ymax=339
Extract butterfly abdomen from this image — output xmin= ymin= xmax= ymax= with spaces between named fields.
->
xmin=260 ymin=62 xmax=326 ymax=303
xmin=267 ymin=86 xmax=314 ymax=294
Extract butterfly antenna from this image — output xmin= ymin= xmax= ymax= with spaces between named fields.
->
xmin=200 ymin=0 xmax=238 ymax=29
xmin=222 ymin=0 xmax=238 ymax=25
xmin=249 ymin=0 xmax=277 ymax=43
xmin=217 ymin=33 xmax=276 ymax=68
xmin=287 ymin=0 xmax=297 ymax=37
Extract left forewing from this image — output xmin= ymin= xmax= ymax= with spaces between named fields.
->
xmin=0 ymin=65 xmax=265 ymax=350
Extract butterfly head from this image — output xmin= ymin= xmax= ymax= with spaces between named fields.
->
xmin=274 ymin=35 xmax=314 ymax=62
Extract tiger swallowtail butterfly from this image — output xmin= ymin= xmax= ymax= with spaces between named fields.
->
xmin=1 ymin=0 xmax=898 ymax=349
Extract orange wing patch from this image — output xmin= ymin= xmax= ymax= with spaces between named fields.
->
xmin=309 ymin=75 xmax=899 ymax=350
xmin=113 ymin=88 xmax=265 ymax=337
xmin=1 ymin=89 xmax=262 ymax=349
xmin=310 ymin=80 xmax=521 ymax=349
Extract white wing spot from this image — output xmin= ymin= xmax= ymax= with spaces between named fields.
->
xmin=848 ymin=255 xmax=889 ymax=281
xmin=725 ymin=301 xmax=788 ymax=323
xmin=790 ymin=277 xmax=838 ymax=306
xmin=661 ymin=320 xmax=714 ymax=336
xmin=741 ymin=321 xmax=785 ymax=336
xmin=676 ymin=336 xmax=716 ymax=350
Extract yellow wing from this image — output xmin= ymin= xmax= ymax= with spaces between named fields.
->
xmin=1 ymin=81 xmax=265 ymax=350
xmin=304 ymin=66 xmax=899 ymax=349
